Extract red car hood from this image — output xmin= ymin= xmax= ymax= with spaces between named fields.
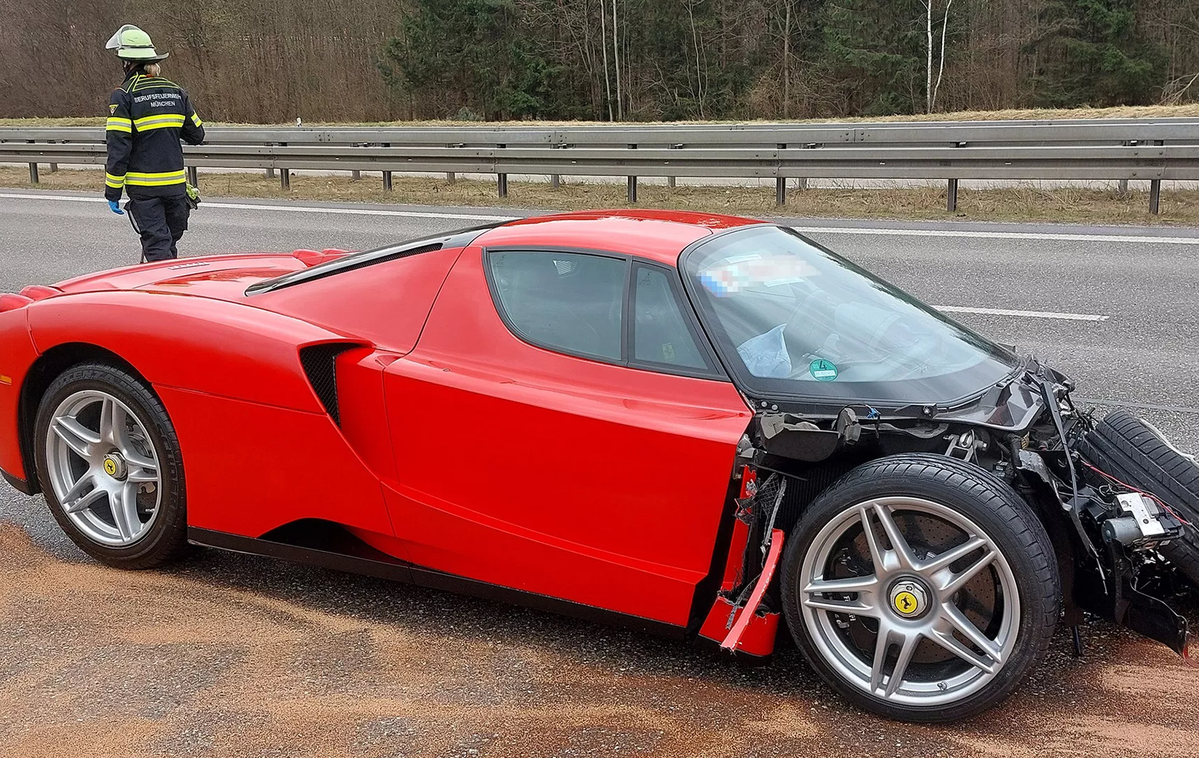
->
xmin=52 ymin=250 xmax=349 ymax=302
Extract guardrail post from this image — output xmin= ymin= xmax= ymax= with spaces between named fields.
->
xmin=497 ymin=143 xmax=508 ymax=198
xmin=946 ymin=140 xmax=967 ymax=212
xmin=1117 ymin=140 xmax=1132 ymax=198
xmin=186 ymin=166 xmax=198 ymax=187
xmin=266 ymin=168 xmax=275 ymax=179
xmin=776 ymin=144 xmax=786 ymax=206
xmin=668 ymin=143 xmax=682 ymax=189
xmin=279 ymin=142 xmax=289 ymax=190
xmin=627 ymin=144 xmax=638 ymax=204
xmin=26 ymin=140 xmax=38 ymax=183
xmin=49 ymin=163 xmax=58 ymax=174
xmin=1149 ymin=140 xmax=1163 ymax=215
xmin=551 ymin=174 xmax=560 ymax=189
xmin=447 ymin=172 xmax=456 ymax=183
xmin=351 ymin=170 xmax=361 ymax=180
xmin=382 ymin=143 xmax=393 ymax=191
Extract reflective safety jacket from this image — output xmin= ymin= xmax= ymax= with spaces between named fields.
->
xmin=105 ymin=72 xmax=205 ymax=201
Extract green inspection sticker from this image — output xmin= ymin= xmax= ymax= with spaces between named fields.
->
xmin=809 ymin=358 xmax=838 ymax=382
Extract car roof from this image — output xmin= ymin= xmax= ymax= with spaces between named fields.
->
xmin=473 ymin=210 xmax=762 ymax=267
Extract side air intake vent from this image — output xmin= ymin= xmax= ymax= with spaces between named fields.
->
xmin=299 ymin=344 xmax=353 ymax=425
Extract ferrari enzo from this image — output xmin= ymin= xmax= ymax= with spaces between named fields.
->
xmin=1 ymin=210 xmax=1195 ymax=722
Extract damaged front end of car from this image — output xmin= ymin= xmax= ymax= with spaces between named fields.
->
xmin=677 ymin=225 xmax=1196 ymax=669
xmin=701 ymin=357 xmax=1194 ymax=661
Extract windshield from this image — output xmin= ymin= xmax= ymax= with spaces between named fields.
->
xmin=682 ymin=226 xmax=1019 ymax=406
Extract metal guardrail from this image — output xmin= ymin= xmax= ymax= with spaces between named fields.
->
xmin=4 ymin=118 xmax=1199 ymax=212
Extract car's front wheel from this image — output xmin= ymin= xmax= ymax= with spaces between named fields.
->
xmin=34 ymin=362 xmax=188 ymax=569
xmin=780 ymin=453 xmax=1059 ymax=722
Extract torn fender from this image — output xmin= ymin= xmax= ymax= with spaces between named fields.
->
xmin=697 ymin=528 xmax=785 ymax=659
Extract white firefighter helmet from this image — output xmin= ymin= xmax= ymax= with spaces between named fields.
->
xmin=105 ymin=24 xmax=169 ymax=62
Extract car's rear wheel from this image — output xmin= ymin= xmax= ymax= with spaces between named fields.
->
xmin=780 ymin=454 xmax=1059 ymax=722
xmin=34 ymin=362 xmax=187 ymax=569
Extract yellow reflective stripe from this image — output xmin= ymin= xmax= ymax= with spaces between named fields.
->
xmin=126 ymin=170 xmax=186 ymax=186
xmin=137 ymin=120 xmax=186 ymax=132
xmin=133 ymin=114 xmax=186 ymax=131
xmin=190 ymin=112 xmax=203 ymax=127
xmin=127 ymin=170 xmax=185 ymax=179
xmin=127 ymin=177 xmax=186 ymax=186
xmin=106 ymin=117 xmax=132 ymax=133
xmin=133 ymin=114 xmax=185 ymax=125
xmin=105 ymin=172 xmax=126 ymax=189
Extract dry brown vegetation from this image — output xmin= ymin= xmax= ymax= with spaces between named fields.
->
xmin=6 ymin=103 xmax=1199 ymax=129
xmin=4 ymin=166 xmax=1198 ymax=227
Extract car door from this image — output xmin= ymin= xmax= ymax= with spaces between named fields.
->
xmin=380 ymin=246 xmax=753 ymax=627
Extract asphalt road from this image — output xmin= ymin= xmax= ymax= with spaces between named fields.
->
xmin=1 ymin=189 xmax=1197 ymax=756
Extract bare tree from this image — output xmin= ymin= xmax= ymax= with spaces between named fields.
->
xmin=612 ymin=0 xmax=622 ymax=120
xmin=921 ymin=0 xmax=955 ymax=113
xmin=931 ymin=0 xmax=955 ymax=111
xmin=924 ymin=0 xmax=933 ymax=112
xmin=782 ymin=0 xmax=792 ymax=118
xmin=687 ymin=0 xmax=703 ymax=117
xmin=600 ymin=0 xmax=614 ymax=120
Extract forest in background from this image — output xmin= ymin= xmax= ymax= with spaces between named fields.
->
xmin=2 ymin=1 xmax=1197 ymax=123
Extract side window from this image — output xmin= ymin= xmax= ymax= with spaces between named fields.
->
xmin=489 ymin=251 xmax=627 ymax=361
xmin=632 ymin=264 xmax=710 ymax=371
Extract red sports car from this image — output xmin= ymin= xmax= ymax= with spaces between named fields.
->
xmin=1 ymin=210 xmax=1195 ymax=723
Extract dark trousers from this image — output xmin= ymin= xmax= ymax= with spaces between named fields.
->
xmin=126 ymin=194 xmax=191 ymax=263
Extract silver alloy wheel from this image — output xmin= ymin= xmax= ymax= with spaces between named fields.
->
xmin=44 ymin=389 xmax=162 ymax=547
xmin=799 ymin=496 xmax=1020 ymax=708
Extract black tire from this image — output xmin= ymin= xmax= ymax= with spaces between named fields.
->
xmin=779 ymin=453 xmax=1060 ymax=723
xmin=1076 ymin=410 xmax=1199 ymax=586
xmin=33 ymin=362 xmax=188 ymax=569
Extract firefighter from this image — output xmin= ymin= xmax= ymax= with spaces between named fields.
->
xmin=103 ymin=25 xmax=205 ymax=262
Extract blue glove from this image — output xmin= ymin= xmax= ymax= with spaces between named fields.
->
xmin=107 ymin=199 xmax=125 ymax=215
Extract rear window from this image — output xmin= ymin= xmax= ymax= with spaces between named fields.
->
xmin=489 ymin=251 xmax=626 ymax=362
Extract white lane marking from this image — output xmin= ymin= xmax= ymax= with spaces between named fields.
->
xmin=792 ymin=225 xmax=1199 ymax=245
xmin=933 ymin=305 xmax=1108 ymax=322
xmin=0 ymin=193 xmax=103 ymax=204
xmin=2 ymin=192 xmax=1198 ymax=244
xmin=0 ymin=192 xmax=517 ymax=223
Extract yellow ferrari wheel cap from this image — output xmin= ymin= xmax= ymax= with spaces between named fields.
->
xmin=894 ymin=591 xmax=919 ymax=615
xmin=104 ymin=458 xmax=118 ymax=476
